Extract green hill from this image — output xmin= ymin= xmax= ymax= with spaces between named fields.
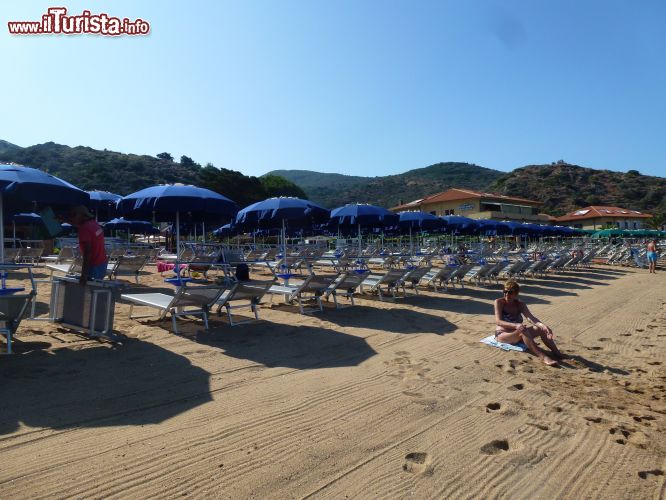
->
xmin=0 ymin=141 xmax=305 ymax=208
xmin=267 ymin=163 xmax=505 ymax=208
xmin=490 ymin=162 xmax=666 ymax=216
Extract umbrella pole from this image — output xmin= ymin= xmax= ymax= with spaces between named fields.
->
xmin=282 ymin=219 xmax=287 ymax=272
xmin=358 ymin=223 xmax=362 ymax=257
xmin=176 ymin=211 xmax=181 ymax=274
xmin=202 ymin=222 xmax=205 ymax=244
xmin=0 ymin=193 xmax=4 ymax=263
xmin=410 ymin=226 xmax=413 ymax=256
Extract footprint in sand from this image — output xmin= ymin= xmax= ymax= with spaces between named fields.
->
xmin=486 ymin=402 xmax=501 ymax=412
xmin=647 ymin=361 xmax=662 ymax=366
xmin=508 ymin=383 xmax=525 ymax=391
xmin=638 ymin=469 xmax=664 ymax=480
xmin=403 ymin=452 xmax=432 ymax=474
xmin=480 ymin=439 xmax=509 ymax=455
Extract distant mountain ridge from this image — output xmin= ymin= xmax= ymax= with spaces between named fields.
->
xmin=0 ymin=140 xmax=305 ymax=208
xmin=268 ymin=163 xmax=505 ymax=208
xmin=1 ymin=139 xmax=663 ymax=217
xmin=490 ymin=162 xmax=666 ymax=216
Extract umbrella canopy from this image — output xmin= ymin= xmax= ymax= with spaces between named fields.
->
xmin=104 ymin=218 xmax=159 ymax=234
xmin=440 ymin=215 xmax=478 ymax=234
xmin=7 ymin=212 xmax=44 ymax=226
xmin=0 ymin=164 xmax=89 ymax=262
xmin=212 ymin=223 xmax=237 ymax=238
xmin=397 ymin=211 xmax=444 ymax=232
xmin=118 ymin=184 xmax=238 ymax=224
xmin=329 ymin=203 xmax=398 ymax=227
xmin=87 ymin=190 xmax=122 ymax=221
xmin=0 ymin=164 xmax=89 ymax=212
xmin=236 ymin=197 xmax=329 ymax=229
xmin=499 ymin=221 xmax=531 ymax=236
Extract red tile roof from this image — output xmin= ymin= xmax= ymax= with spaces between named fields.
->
xmin=390 ymin=188 xmax=541 ymax=211
xmin=555 ymin=206 xmax=652 ymax=222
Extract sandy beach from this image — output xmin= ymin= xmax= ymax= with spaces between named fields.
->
xmin=1 ymin=264 xmax=664 ymax=499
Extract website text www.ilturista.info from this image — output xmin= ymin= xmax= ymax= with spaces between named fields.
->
xmin=8 ymin=7 xmax=150 ymax=36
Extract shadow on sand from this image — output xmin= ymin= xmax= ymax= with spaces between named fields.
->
xmin=318 ymin=303 xmax=457 ymax=335
xmin=559 ymin=353 xmax=631 ymax=375
xmin=198 ymin=322 xmax=377 ymax=369
xmin=0 ymin=338 xmax=212 ymax=435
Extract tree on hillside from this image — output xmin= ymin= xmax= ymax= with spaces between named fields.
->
xmin=260 ymin=175 xmax=307 ymax=199
xmin=156 ymin=152 xmax=173 ymax=161
xmin=180 ymin=155 xmax=197 ymax=166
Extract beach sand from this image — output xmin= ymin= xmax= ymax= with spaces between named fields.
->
xmin=1 ymin=265 xmax=664 ymax=498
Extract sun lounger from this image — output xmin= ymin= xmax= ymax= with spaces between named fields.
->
xmin=17 ymin=247 xmax=44 ymax=264
xmin=448 ymin=263 xmax=475 ymax=288
xmin=216 ymin=279 xmax=275 ymax=326
xmin=267 ymin=274 xmax=333 ymax=314
xmin=396 ymin=266 xmax=432 ymax=295
xmin=46 ymin=257 xmax=83 ymax=278
xmin=106 ymin=255 xmax=149 ymax=283
xmin=121 ymin=283 xmax=230 ymax=334
xmin=0 ymin=291 xmax=36 ymax=354
xmin=419 ymin=266 xmax=457 ymax=291
xmin=322 ymin=270 xmax=370 ymax=308
xmin=358 ymin=268 xmax=409 ymax=301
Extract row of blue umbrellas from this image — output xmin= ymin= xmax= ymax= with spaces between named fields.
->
xmin=1 ymin=163 xmax=584 ymax=267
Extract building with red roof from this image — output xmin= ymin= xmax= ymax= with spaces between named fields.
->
xmin=390 ymin=188 xmax=549 ymax=222
xmin=554 ymin=206 xmax=652 ymax=230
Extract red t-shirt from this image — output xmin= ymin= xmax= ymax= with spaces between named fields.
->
xmin=78 ymin=219 xmax=107 ymax=266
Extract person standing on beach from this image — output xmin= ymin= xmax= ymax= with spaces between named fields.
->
xmin=494 ymin=279 xmax=565 ymax=366
xmin=68 ymin=205 xmax=108 ymax=286
xmin=647 ymin=239 xmax=658 ymax=274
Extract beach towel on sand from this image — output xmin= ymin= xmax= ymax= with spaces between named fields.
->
xmin=480 ymin=335 xmax=528 ymax=352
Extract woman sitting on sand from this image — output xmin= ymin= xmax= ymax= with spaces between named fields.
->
xmin=494 ymin=280 xmax=565 ymax=366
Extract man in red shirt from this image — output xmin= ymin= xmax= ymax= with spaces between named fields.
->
xmin=69 ymin=205 xmax=108 ymax=286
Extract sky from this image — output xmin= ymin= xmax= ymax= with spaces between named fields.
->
xmin=1 ymin=0 xmax=665 ymax=178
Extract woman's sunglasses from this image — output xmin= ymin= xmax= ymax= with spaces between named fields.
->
xmin=503 ymin=290 xmax=516 ymax=295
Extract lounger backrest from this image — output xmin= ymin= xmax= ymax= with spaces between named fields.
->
xmin=175 ymin=285 xmax=228 ymax=309
xmin=228 ymin=280 xmax=274 ymax=302
xmin=0 ymin=292 xmax=34 ymax=333
xmin=111 ymin=255 xmax=149 ymax=277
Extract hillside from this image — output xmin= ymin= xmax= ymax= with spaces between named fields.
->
xmin=490 ymin=162 xmax=666 ymax=216
xmin=267 ymin=163 xmax=504 ymax=208
xmin=0 ymin=141 xmax=305 ymax=208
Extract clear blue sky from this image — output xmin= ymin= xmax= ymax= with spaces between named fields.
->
xmin=1 ymin=0 xmax=664 ymax=178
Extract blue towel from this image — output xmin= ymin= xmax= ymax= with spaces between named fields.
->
xmin=480 ymin=335 xmax=528 ymax=352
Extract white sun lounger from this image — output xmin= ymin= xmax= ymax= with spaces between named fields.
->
xmin=0 ymin=291 xmax=36 ymax=354
xmin=121 ymin=283 xmax=229 ymax=334
xmin=322 ymin=270 xmax=370 ymax=308
xmin=216 ymin=279 xmax=275 ymax=326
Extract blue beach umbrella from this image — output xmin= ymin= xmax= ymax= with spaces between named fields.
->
xmin=329 ymin=204 xmax=398 ymax=256
xmin=398 ymin=211 xmax=444 ymax=254
xmin=498 ymin=221 xmax=530 ymax=236
xmin=87 ymin=190 xmax=122 ymax=222
xmin=440 ymin=215 xmax=478 ymax=235
xmin=104 ymin=218 xmax=159 ymax=234
xmin=236 ymin=197 xmax=329 ymax=267
xmin=118 ymin=184 xmax=238 ymax=261
xmin=0 ymin=164 xmax=89 ymax=262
